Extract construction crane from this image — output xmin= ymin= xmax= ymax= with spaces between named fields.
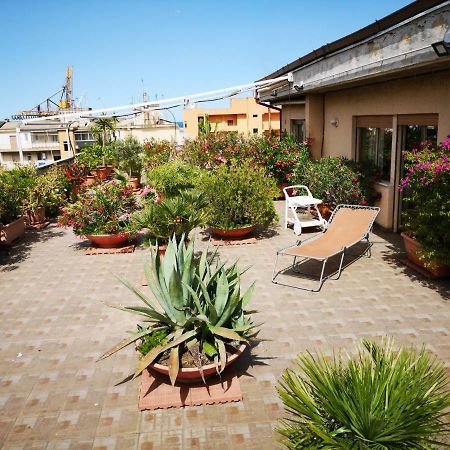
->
xmin=12 ymin=66 xmax=87 ymax=120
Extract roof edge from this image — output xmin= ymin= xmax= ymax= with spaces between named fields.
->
xmin=259 ymin=0 xmax=446 ymax=81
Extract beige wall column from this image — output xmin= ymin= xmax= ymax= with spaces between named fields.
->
xmin=305 ymin=94 xmax=324 ymax=160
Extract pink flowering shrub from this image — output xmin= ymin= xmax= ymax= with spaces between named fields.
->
xmin=58 ymin=181 xmax=138 ymax=236
xmin=400 ymin=136 xmax=450 ymax=266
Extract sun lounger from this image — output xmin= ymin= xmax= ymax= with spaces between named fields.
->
xmin=272 ymin=204 xmax=380 ymax=291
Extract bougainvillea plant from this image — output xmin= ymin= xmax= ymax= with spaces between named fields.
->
xmin=400 ymin=136 xmax=450 ymax=266
xmin=58 ymin=181 xmax=138 ymax=235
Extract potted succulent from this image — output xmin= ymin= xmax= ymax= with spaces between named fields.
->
xmin=399 ymin=137 xmax=450 ymax=277
xmin=58 ymin=181 xmax=138 ymax=248
xmin=98 ymin=236 xmax=258 ymax=385
xmin=133 ymin=189 xmax=207 ymax=257
xmin=199 ymin=161 xmax=278 ymax=238
xmin=277 ymin=338 xmax=450 ymax=449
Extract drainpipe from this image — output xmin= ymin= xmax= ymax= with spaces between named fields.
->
xmin=16 ymin=127 xmax=24 ymax=163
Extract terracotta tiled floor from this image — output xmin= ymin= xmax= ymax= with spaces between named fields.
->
xmin=1 ymin=202 xmax=449 ymax=449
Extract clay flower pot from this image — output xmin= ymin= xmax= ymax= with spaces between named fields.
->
xmin=105 ymin=165 xmax=114 ymax=178
xmin=277 ymin=183 xmax=294 ymax=199
xmin=25 ymin=207 xmax=46 ymax=225
xmin=401 ymin=232 xmax=450 ymax=278
xmin=85 ymin=232 xmax=131 ymax=248
xmin=149 ymin=343 xmax=247 ymax=383
xmin=317 ymin=203 xmax=333 ymax=221
xmin=128 ymin=176 xmax=141 ymax=191
xmin=84 ymin=175 xmax=96 ymax=186
xmin=91 ymin=166 xmax=108 ymax=181
xmin=0 ymin=217 xmax=25 ymax=246
xmin=211 ymin=225 xmax=255 ymax=239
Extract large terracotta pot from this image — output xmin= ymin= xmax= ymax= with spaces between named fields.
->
xmin=25 ymin=207 xmax=46 ymax=225
xmin=317 ymin=203 xmax=333 ymax=221
xmin=277 ymin=183 xmax=293 ymax=199
xmin=84 ymin=175 xmax=96 ymax=186
xmin=149 ymin=343 xmax=247 ymax=383
xmin=128 ymin=176 xmax=141 ymax=191
xmin=211 ymin=225 xmax=255 ymax=239
xmin=85 ymin=232 xmax=131 ymax=248
xmin=105 ymin=165 xmax=114 ymax=178
xmin=91 ymin=166 xmax=108 ymax=181
xmin=0 ymin=217 xmax=26 ymax=246
xmin=401 ymin=232 xmax=450 ymax=278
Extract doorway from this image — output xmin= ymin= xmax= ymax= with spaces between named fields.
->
xmin=393 ymin=120 xmax=438 ymax=231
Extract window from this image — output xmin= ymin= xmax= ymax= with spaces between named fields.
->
xmin=74 ymin=132 xmax=94 ymax=141
xmin=227 ymin=120 xmax=234 ymax=126
xmin=357 ymin=127 xmax=392 ymax=181
xmin=253 ymin=128 xmax=258 ymax=134
xmin=291 ymin=120 xmax=305 ymax=143
xmin=252 ymin=114 xmax=258 ymax=118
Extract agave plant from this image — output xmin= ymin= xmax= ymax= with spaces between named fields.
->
xmin=277 ymin=338 xmax=450 ymax=449
xmin=99 ymin=235 xmax=257 ymax=385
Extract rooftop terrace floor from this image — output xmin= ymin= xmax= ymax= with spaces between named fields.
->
xmin=1 ymin=202 xmax=449 ymax=449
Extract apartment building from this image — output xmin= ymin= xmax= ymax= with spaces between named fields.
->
xmin=183 ymin=97 xmax=280 ymax=138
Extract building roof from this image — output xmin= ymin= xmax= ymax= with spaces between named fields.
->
xmin=260 ymin=0 xmax=446 ymax=81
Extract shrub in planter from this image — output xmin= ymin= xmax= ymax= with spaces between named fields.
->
xmin=277 ymin=338 xmax=450 ymax=449
xmin=199 ymin=161 xmax=278 ymax=230
xmin=292 ymin=157 xmax=380 ymax=207
xmin=146 ymin=161 xmax=202 ymax=197
xmin=0 ymin=166 xmax=35 ymax=225
xmin=58 ymin=181 xmax=137 ymax=236
xmin=248 ymin=133 xmax=311 ymax=185
xmin=99 ymin=236 xmax=258 ymax=385
xmin=400 ymin=137 xmax=450 ymax=268
xmin=111 ymin=137 xmax=144 ymax=178
xmin=133 ymin=189 xmax=207 ymax=244
xmin=76 ymin=142 xmax=113 ymax=170
xmin=143 ymin=138 xmax=175 ymax=169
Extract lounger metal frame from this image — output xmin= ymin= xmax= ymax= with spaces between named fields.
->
xmin=272 ymin=204 xmax=380 ymax=292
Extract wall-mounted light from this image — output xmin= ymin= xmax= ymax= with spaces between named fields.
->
xmin=432 ymin=29 xmax=450 ymax=57
xmin=270 ymin=89 xmax=278 ymax=97
xmin=293 ymin=83 xmax=304 ymax=92
xmin=331 ymin=118 xmax=339 ymax=127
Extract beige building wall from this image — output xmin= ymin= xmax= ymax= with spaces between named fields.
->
xmin=282 ymin=69 xmax=450 ymax=230
xmin=183 ymin=97 xmax=280 ymax=138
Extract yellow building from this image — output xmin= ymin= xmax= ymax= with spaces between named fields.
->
xmin=183 ymin=97 xmax=280 ymax=138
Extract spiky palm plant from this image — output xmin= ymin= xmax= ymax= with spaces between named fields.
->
xmin=99 ymin=236 xmax=257 ymax=385
xmin=277 ymin=339 xmax=450 ymax=449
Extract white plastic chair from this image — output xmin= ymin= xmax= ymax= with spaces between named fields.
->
xmin=283 ymin=185 xmax=328 ymax=235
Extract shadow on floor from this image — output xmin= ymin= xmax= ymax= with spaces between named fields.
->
xmin=0 ymin=224 xmax=64 ymax=272
xmin=373 ymin=226 xmax=450 ymax=300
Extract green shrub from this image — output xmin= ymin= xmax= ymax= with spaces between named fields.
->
xmin=292 ymin=157 xmax=380 ymax=207
xmin=146 ymin=161 xmax=202 ymax=197
xmin=199 ymin=161 xmax=278 ymax=229
xmin=0 ymin=166 xmax=35 ymax=224
xmin=111 ymin=137 xmax=144 ymax=177
xmin=277 ymin=339 xmax=450 ymax=449
xmin=76 ymin=142 xmax=113 ymax=169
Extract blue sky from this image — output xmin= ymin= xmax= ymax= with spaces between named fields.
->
xmin=0 ymin=0 xmax=411 ymax=120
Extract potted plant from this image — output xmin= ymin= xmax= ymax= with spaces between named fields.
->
xmin=146 ymin=160 xmax=201 ymax=198
xmin=277 ymin=338 xmax=450 ymax=449
xmin=133 ymin=189 xmax=207 ymax=256
xmin=98 ymin=236 xmax=258 ymax=385
xmin=58 ymin=181 xmax=138 ymax=248
xmin=76 ymin=143 xmax=113 ymax=181
xmin=399 ymin=137 xmax=450 ymax=277
xmin=199 ymin=161 xmax=278 ymax=238
xmin=292 ymin=157 xmax=381 ymax=219
xmin=0 ymin=166 xmax=34 ymax=245
xmin=111 ymin=137 xmax=144 ymax=190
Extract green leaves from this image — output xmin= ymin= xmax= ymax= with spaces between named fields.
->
xmin=277 ymin=339 xmax=450 ymax=449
